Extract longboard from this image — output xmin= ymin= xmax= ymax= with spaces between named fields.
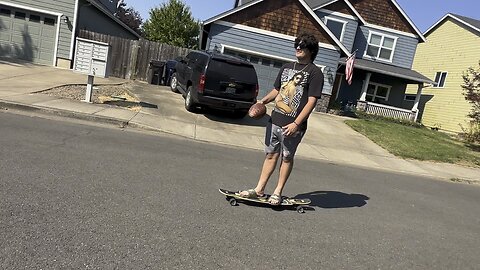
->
xmin=219 ymin=188 xmax=311 ymax=213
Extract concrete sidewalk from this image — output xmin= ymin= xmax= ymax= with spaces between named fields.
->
xmin=1 ymin=63 xmax=479 ymax=183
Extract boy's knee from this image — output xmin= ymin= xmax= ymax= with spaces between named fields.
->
xmin=282 ymin=157 xmax=294 ymax=163
xmin=266 ymin=153 xmax=279 ymax=160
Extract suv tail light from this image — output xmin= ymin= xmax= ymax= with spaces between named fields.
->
xmin=198 ymin=74 xmax=206 ymax=93
xmin=255 ymin=84 xmax=259 ymax=98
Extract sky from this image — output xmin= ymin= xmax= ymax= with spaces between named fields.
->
xmin=125 ymin=0 xmax=479 ymax=33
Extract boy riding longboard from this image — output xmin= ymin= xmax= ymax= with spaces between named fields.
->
xmin=226 ymin=33 xmax=323 ymax=208
xmin=218 ymin=188 xmax=311 ymax=213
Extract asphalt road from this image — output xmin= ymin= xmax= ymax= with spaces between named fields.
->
xmin=1 ymin=112 xmax=479 ymax=270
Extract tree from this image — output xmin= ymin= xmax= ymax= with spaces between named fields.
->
xmin=461 ymin=61 xmax=480 ymax=142
xmin=142 ymin=0 xmax=200 ymax=48
xmin=115 ymin=1 xmax=143 ymax=36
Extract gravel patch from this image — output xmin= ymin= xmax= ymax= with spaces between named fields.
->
xmin=40 ymin=83 xmax=141 ymax=111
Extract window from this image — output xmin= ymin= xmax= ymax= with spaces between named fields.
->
xmin=273 ymin=61 xmax=284 ymax=68
xmin=44 ymin=17 xmax=55 ymax=26
xmin=249 ymin=56 xmax=259 ymax=64
xmin=29 ymin=14 xmax=41 ymax=23
xmin=365 ymin=32 xmax=397 ymax=62
xmin=366 ymin=82 xmax=391 ymax=103
xmin=15 ymin=12 xmax=26 ymax=20
xmin=325 ymin=17 xmax=347 ymax=41
xmin=0 ymin=8 xmax=11 ymax=16
xmin=404 ymin=94 xmax=417 ymax=101
xmin=433 ymin=71 xmax=447 ymax=88
xmin=261 ymin=58 xmax=271 ymax=66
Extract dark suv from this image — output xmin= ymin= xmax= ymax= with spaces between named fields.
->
xmin=170 ymin=50 xmax=259 ymax=117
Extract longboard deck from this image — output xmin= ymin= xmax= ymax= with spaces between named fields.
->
xmin=219 ymin=188 xmax=311 ymax=206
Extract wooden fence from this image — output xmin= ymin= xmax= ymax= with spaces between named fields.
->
xmin=78 ymin=30 xmax=191 ymax=81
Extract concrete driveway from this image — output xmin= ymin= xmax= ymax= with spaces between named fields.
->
xmin=0 ymin=59 xmax=125 ymax=98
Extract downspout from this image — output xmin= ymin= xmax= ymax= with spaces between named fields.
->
xmin=69 ymin=0 xmax=80 ymax=63
xmin=198 ymin=22 xmax=204 ymax=50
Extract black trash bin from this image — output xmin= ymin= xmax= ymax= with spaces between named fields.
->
xmin=147 ymin=60 xmax=166 ymax=85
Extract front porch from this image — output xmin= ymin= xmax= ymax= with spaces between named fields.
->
xmin=356 ymin=100 xmax=417 ymax=121
xmin=333 ymin=57 xmax=434 ymax=122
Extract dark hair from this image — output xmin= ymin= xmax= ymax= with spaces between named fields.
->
xmin=295 ymin=33 xmax=319 ymax=61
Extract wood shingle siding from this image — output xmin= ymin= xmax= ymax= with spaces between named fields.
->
xmin=224 ymin=0 xmax=332 ymax=45
xmin=349 ymin=0 xmax=415 ymax=34
xmin=322 ymin=0 xmax=356 ymax=17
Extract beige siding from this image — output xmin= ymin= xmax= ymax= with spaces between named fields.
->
xmin=407 ymin=19 xmax=480 ymax=132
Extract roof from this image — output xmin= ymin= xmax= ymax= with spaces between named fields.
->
xmin=204 ymin=0 xmax=351 ymax=56
xmin=339 ymin=57 xmax=434 ymax=84
xmin=85 ymin=0 xmax=141 ymax=39
xmin=235 ymin=0 xmax=425 ymax=41
xmin=424 ymin=13 xmax=480 ymax=36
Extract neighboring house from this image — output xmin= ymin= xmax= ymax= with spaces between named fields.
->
xmin=405 ymin=14 xmax=480 ymax=133
xmin=0 ymin=0 xmax=140 ymax=68
xmin=202 ymin=0 xmax=433 ymax=117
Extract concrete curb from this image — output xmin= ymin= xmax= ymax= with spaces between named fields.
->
xmin=0 ymin=100 xmax=128 ymax=128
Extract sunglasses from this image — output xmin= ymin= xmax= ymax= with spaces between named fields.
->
xmin=294 ymin=40 xmax=307 ymax=50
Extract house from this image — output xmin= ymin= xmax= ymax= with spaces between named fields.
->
xmin=405 ymin=14 xmax=480 ymax=133
xmin=201 ymin=0 xmax=433 ymax=117
xmin=0 ymin=0 xmax=140 ymax=68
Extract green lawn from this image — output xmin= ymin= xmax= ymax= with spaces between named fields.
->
xmin=345 ymin=118 xmax=480 ymax=167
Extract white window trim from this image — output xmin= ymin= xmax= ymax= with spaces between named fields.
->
xmin=324 ymin=16 xmax=347 ymax=42
xmin=220 ymin=44 xmax=326 ymax=71
xmin=366 ymin=81 xmax=391 ymax=101
xmin=363 ymin=31 xmax=398 ymax=63
xmin=318 ymin=8 xmax=357 ymax=21
xmin=432 ymin=71 xmax=448 ymax=88
xmin=365 ymin=23 xmax=418 ymax=39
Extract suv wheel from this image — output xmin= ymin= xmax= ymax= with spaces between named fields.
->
xmin=185 ymin=86 xmax=197 ymax=112
xmin=170 ymin=73 xmax=179 ymax=93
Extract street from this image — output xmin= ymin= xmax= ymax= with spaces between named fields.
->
xmin=1 ymin=112 xmax=479 ymax=269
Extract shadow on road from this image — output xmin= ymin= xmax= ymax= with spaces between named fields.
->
xmin=203 ymin=109 xmax=270 ymax=127
xmin=294 ymin=191 xmax=369 ymax=209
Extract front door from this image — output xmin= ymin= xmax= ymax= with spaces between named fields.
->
xmin=328 ymin=73 xmax=343 ymax=109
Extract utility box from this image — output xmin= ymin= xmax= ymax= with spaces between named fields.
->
xmin=73 ymin=37 xmax=110 ymax=78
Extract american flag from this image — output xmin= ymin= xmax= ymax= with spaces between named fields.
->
xmin=345 ymin=53 xmax=355 ymax=85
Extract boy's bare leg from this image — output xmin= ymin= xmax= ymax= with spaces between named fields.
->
xmin=239 ymin=153 xmax=280 ymax=196
xmin=270 ymin=159 xmax=294 ymax=203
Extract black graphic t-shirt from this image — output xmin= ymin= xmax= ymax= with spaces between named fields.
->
xmin=271 ymin=62 xmax=324 ymax=130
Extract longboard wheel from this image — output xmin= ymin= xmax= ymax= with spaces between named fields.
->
xmin=229 ymin=198 xmax=238 ymax=206
xmin=296 ymin=206 xmax=305 ymax=214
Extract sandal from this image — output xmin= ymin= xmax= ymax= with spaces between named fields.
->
xmin=268 ymin=194 xmax=282 ymax=205
xmin=237 ymin=189 xmax=266 ymax=199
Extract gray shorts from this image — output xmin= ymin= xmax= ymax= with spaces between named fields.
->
xmin=264 ymin=122 xmax=305 ymax=160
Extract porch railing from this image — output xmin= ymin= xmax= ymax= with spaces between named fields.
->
xmin=357 ymin=101 xmax=416 ymax=121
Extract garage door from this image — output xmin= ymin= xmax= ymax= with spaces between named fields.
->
xmin=0 ymin=5 xmax=57 ymax=65
xmin=223 ymin=49 xmax=286 ymax=98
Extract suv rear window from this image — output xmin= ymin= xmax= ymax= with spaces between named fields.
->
xmin=207 ymin=59 xmax=257 ymax=83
